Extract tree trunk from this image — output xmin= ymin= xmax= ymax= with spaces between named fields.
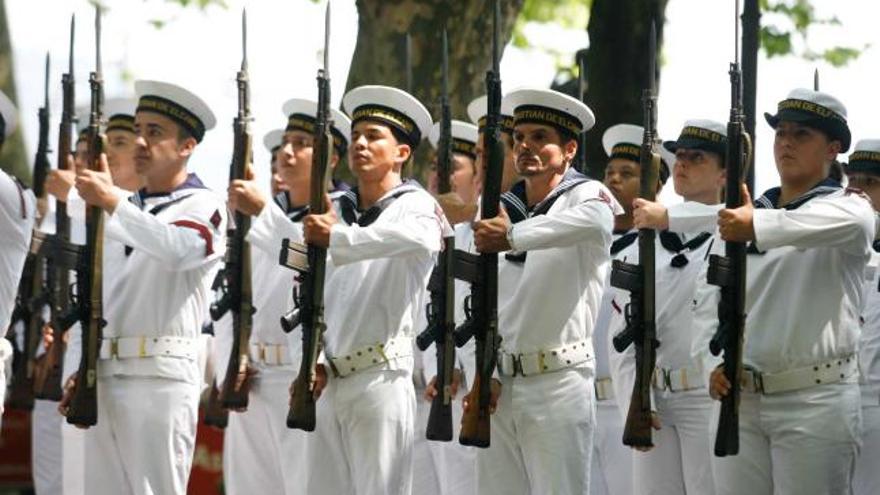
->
xmin=556 ymin=0 xmax=668 ymax=180
xmin=346 ymin=0 xmax=524 ymax=180
xmin=0 ymin=0 xmax=30 ymax=183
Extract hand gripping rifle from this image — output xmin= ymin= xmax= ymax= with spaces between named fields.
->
xmin=609 ymin=22 xmax=661 ymax=449
xmin=66 ymin=6 xmax=106 ymax=427
xmin=5 ymin=54 xmax=53 ymax=410
xmin=35 ymin=18 xmax=80 ymax=402
xmin=281 ymin=1 xmax=333 ymax=432
xmin=707 ymin=0 xmax=751 ymax=457
xmin=455 ymin=0 xmax=504 ymax=449
xmin=209 ymin=9 xmax=255 ymax=414
xmin=414 ymin=29 xmax=456 ymax=442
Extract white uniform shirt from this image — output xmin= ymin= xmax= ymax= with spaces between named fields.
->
xmin=594 ymin=230 xmax=638 ymax=381
xmin=99 ymin=174 xmax=227 ymax=385
xmin=687 ymin=182 xmax=876 ymax=376
xmin=0 ymin=171 xmax=35 ymax=330
xmin=243 ymin=188 xmax=350 ymax=370
xmin=500 ymin=179 xmax=620 ymax=356
xmin=607 ymin=226 xmax=717 ymax=409
xmin=323 ymin=183 xmax=444 ymax=367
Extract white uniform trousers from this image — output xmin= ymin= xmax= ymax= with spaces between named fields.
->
xmin=223 ymin=367 xmax=306 ymax=495
xmin=590 ymin=399 xmax=632 ymax=495
xmin=84 ymin=375 xmax=200 ymax=495
xmin=32 ymin=399 xmax=63 ymax=495
xmin=632 ymin=389 xmax=715 ymax=495
xmin=412 ymin=390 xmax=441 ymax=495
xmin=710 ymin=382 xmax=861 ymax=495
xmin=425 ymin=394 xmax=477 ymax=495
xmin=477 ymin=367 xmax=596 ymax=495
xmin=853 ymin=395 xmax=880 ymax=495
xmin=305 ymin=366 xmax=416 ymax=495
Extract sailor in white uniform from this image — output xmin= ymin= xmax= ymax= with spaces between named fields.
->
xmin=298 ymin=85 xmax=444 ymax=495
xmin=221 ymin=99 xmax=351 ymax=495
xmin=592 ymin=122 xmax=672 ymax=495
xmin=469 ymin=87 xmax=621 ymax=495
xmin=608 ymin=120 xmax=724 ymax=495
xmin=414 ymin=119 xmax=480 ymax=495
xmin=845 ymin=140 xmax=880 ymax=495
xmin=67 ymin=80 xmax=227 ymax=495
xmin=680 ymin=88 xmax=875 ymax=495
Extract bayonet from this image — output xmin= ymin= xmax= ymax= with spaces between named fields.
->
xmin=66 ymin=3 xmax=106 ymax=427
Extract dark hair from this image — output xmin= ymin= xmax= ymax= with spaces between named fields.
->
xmin=828 ymin=160 xmax=844 ymax=182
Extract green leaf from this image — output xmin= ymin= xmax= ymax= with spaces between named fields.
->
xmin=760 ymin=27 xmax=792 ymax=58
xmin=149 ymin=19 xmax=166 ymax=29
xmin=822 ymin=46 xmax=862 ymax=67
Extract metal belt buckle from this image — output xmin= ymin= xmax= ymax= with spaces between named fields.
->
xmin=662 ymin=368 xmax=673 ymax=391
xmin=751 ymin=371 xmax=764 ymax=394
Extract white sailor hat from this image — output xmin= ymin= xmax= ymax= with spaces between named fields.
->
xmin=263 ymin=128 xmax=284 ymax=153
xmin=466 ymin=94 xmax=516 ymax=135
xmin=134 ymin=80 xmax=216 ymax=143
xmin=281 ymin=98 xmax=352 ymax=155
xmin=0 ymin=90 xmax=18 ymax=140
xmin=602 ymin=123 xmax=672 ymax=183
xmin=428 ymin=120 xmax=479 ymax=159
xmin=846 ymin=139 xmax=880 ymax=177
xmin=663 ymin=119 xmax=728 ymax=162
xmin=504 ymin=87 xmax=595 ymax=141
xmin=104 ymin=97 xmax=137 ymax=134
xmin=342 ymin=85 xmax=432 ymax=148
xmin=764 ymin=88 xmax=850 ymax=152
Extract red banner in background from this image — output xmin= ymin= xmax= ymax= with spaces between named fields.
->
xmin=188 ymin=408 xmax=225 ymax=495
xmin=0 ymin=409 xmax=33 ymax=490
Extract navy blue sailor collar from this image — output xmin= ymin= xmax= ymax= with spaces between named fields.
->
xmin=754 ymin=177 xmax=841 ymax=211
xmin=611 ymin=229 xmax=638 ymax=256
xmin=337 ymin=179 xmax=423 ymax=227
xmin=501 ymin=166 xmax=590 ymax=224
xmin=130 ymin=173 xmax=208 ymax=209
xmin=273 ymin=179 xmax=351 ymax=223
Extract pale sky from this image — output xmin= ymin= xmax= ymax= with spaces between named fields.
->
xmin=7 ymin=0 xmax=879 ymax=203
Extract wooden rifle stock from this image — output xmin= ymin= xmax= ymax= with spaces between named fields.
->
xmin=459 ymin=373 xmax=490 ymax=447
xmin=286 ymin=2 xmax=333 ymax=432
xmin=66 ymin=6 xmax=104 ymax=428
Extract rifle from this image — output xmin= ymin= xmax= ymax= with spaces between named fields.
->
xmin=282 ymin=1 xmax=333 ymax=432
xmin=609 ymin=22 xmax=661 ymax=449
xmin=5 ymin=54 xmax=53 ymax=410
xmin=5 ymin=250 xmax=42 ymax=410
xmin=209 ymin=9 xmax=254 ymax=413
xmin=575 ymin=49 xmax=588 ymax=174
xmin=414 ymin=29 xmax=456 ymax=442
xmin=66 ymin=5 xmax=105 ymax=427
xmin=455 ymin=0 xmax=503 ymax=449
xmin=35 ymin=18 xmax=78 ymax=402
xmin=740 ymin=0 xmax=759 ymax=194
xmin=707 ymin=0 xmax=751 ymax=457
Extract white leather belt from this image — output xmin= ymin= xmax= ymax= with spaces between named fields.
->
xmin=99 ymin=336 xmax=198 ymax=361
xmin=249 ymin=342 xmax=294 ymax=366
xmin=595 ymin=377 xmax=615 ymax=401
xmin=327 ymin=337 xmax=412 ymax=379
xmin=497 ymin=339 xmax=592 ymax=377
xmin=652 ymin=365 xmax=704 ymax=392
xmin=741 ymin=354 xmax=858 ymax=395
